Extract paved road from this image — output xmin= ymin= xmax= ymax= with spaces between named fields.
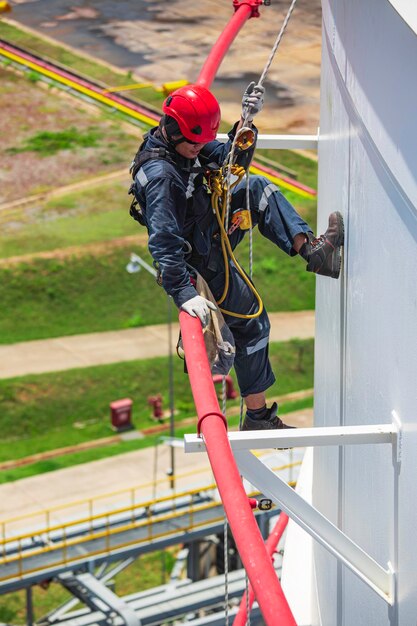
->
xmin=0 ymin=310 xmax=315 ymax=379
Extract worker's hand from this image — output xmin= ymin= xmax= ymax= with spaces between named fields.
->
xmin=241 ymin=81 xmax=265 ymax=121
xmin=181 ymin=295 xmax=217 ymax=327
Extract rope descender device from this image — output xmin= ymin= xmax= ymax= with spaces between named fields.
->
xmin=234 ymin=125 xmax=256 ymax=152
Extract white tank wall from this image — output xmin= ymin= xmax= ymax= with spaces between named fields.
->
xmin=314 ymin=1 xmax=417 ymax=625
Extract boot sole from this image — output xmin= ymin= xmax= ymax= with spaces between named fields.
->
xmin=330 ymin=211 xmax=344 ymax=278
xmin=318 ymin=211 xmax=344 ymax=279
xmin=332 ymin=211 xmax=345 ymax=247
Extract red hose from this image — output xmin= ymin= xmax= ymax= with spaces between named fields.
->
xmin=233 ymin=512 xmax=290 ymax=625
xmin=196 ymin=3 xmax=253 ymax=88
xmin=179 ymin=312 xmax=296 ymax=626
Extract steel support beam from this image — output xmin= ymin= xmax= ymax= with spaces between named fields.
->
xmin=233 ymin=450 xmax=394 ymax=604
xmin=217 ymin=132 xmax=319 ymax=149
xmin=59 ymin=572 xmax=141 ymax=626
xmin=184 ymin=423 xmax=397 ymax=453
xmin=184 ymin=418 xmax=401 ymax=604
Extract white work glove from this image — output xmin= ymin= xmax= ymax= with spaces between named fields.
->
xmin=181 ymin=295 xmax=217 ymax=327
xmin=241 ymin=81 xmax=265 ymax=122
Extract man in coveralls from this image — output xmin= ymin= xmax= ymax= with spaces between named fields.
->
xmin=130 ymin=83 xmax=344 ymax=431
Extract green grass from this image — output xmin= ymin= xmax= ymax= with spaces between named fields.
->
xmin=0 ymin=183 xmax=139 ymax=258
xmin=0 ymin=549 xmax=177 ymax=624
xmin=256 ymin=148 xmax=318 ymax=190
xmin=7 ymin=126 xmax=103 ymax=156
xmin=0 ymin=164 xmax=316 ymax=262
xmin=0 ymin=236 xmax=315 ymax=344
xmin=0 ymin=395 xmax=314 ymax=485
xmin=0 ymin=339 xmax=314 ymax=470
xmin=0 ymin=245 xmax=167 ymax=343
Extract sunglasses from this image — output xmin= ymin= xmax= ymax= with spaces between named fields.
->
xmin=184 ymin=138 xmax=203 ymax=146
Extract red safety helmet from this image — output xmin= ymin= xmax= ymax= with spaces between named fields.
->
xmin=162 ymin=84 xmax=221 ymax=143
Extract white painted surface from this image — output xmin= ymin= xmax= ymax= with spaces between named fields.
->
xmin=387 ymin=1 xmax=417 ymax=35
xmin=281 ymin=448 xmax=318 ymax=626
xmin=312 ymin=1 xmax=417 ymax=625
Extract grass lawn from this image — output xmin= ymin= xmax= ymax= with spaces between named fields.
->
xmin=0 ymin=395 xmax=313 ymax=485
xmin=0 ymin=66 xmax=142 ymax=203
xmin=0 ymin=215 xmax=316 ymax=344
xmin=0 ymin=181 xmax=139 ymax=259
xmin=0 ymin=339 xmax=314 ymax=473
xmin=0 ymin=163 xmax=316 ymax=259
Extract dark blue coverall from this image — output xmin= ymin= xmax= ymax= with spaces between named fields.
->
xmin=133 ymin=123 xmax=312 ymax=397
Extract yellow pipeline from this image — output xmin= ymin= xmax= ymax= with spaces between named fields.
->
xmin=0 ymin=47 xmax=158 ymax=127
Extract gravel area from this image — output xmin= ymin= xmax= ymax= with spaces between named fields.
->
xmin=0 ymin=67 xmax=139 ymax=203
xmin=8 ymin=0 xmax=322 ymax=133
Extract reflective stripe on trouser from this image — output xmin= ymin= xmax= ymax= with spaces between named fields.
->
xmin=208 ymin=263 xmax=275 ymax=398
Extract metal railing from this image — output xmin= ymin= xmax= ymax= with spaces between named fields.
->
xmin=0 ymin=462 xmax=299 ymax=587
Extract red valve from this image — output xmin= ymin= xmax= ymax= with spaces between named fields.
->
xmin=233 ymin=0 xmax=263 ymax=18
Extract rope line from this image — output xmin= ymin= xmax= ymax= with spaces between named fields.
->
xmin=245 ymin=572 xmax=251 ymax=625
xmin=220 ymin=1 xmax=298 ymax=617
xmin=224 ymin=517 xmax=230 ymax=625
xmin=258 ymin=0 xmax=298 ymax=88
xmin=222 ymin=375 xmax=227 ymax=415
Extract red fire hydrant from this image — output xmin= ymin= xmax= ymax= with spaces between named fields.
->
xmin=148 ymin=394 xmax=164 ymax=421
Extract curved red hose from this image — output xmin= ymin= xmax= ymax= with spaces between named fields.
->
xmin=233 ymin=512 xmax=290 ymax=625
xmin=196 ymin=3 xmax=253 ymax=89
xmin=179 ymin=312 xmax=296 ymax=625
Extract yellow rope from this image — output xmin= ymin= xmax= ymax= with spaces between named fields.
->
xmin=208 ymin=167 xmax=264 ymax=320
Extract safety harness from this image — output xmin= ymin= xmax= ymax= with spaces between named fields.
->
xmin=128 ymin=133 xmax=178 ymax=226
xmin=128 ymin=128 xmax=263 ymax=319
xmin=129 ymin=132 xmax=264 ymax=320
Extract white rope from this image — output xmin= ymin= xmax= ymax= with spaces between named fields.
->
xmin=225 ymin=1 xmax=298 ymax=612
xmin=225 ymin=0 xmax=298 ymax=237
xmin=258 ymin=0 xmax=297 ymax=88
xmin=224 ymin=517 xmax=230 ymax=625
xmin=222 ymin=375 xmax=227 ymax=415
xmin=247 ymin=176 xmax=253 ymax=279
xmin=236 ymin=0 xmax=297 ymax=426
xmin=245 ymin=572 xmax=251 ymax=625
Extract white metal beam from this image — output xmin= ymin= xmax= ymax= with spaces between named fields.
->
xmin=233 ymin=450 xmax=393 ymax=604
xmin=184 ymin=420 xmax=401 ymax=604
xmin=217 ymin=133 xmax=318 ymax=150
xmin=184 ymin=423 xmax=397 ymax=453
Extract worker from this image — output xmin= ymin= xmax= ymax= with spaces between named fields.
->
xmin=129 ymin=83 xmax=344 ymax=431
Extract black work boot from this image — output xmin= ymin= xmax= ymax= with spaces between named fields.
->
xmin=300 ymin=211 xmax=344 ymax=279
xmin=241 ymin=402 xmax=295 ymax=431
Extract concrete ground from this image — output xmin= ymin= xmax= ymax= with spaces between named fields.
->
xmin=0 ymin=310 xmax=314 ymax=379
